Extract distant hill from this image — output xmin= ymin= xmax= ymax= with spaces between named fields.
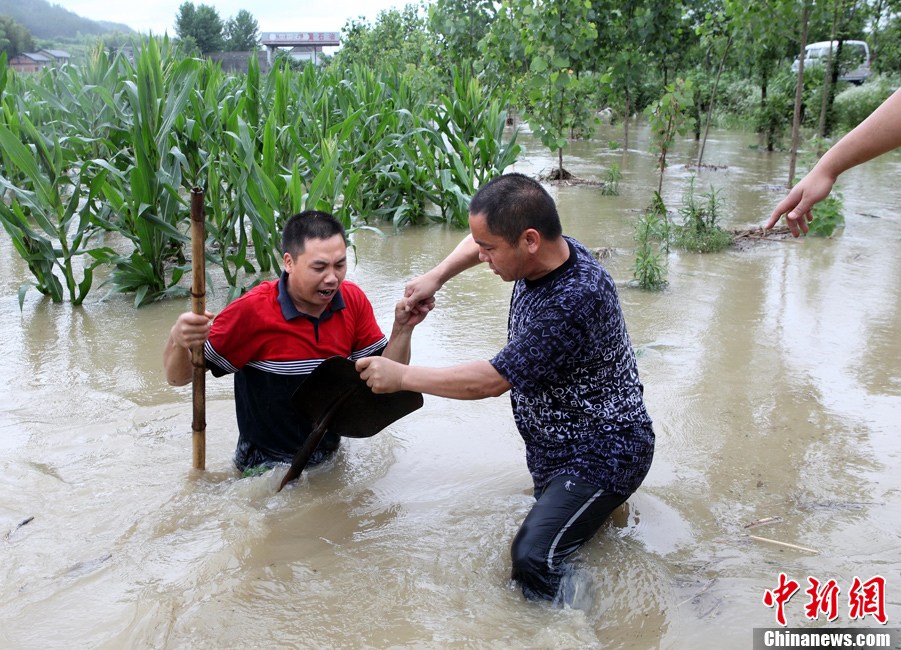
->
xmin=0 ymin=0 xmax=134 ymax=39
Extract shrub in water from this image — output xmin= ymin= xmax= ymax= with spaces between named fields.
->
xmin=808 ymin=194 xmax=845 ymax=237
xmin=633 ymin=193 xmax=669 ymax=291
xmin=833 ymin=77 xmax=896 ymax=132
xmin=673 ymin=178 xmax=732 ymax=253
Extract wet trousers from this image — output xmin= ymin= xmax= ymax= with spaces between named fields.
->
xmin=510 ymin=474 xmax=629 ymax=602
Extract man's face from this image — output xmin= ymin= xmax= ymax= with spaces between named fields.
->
xmin=283 ymin=234 xmax=348 ymax=316
xmin=469 ymin=213 xmax=527 ymax=282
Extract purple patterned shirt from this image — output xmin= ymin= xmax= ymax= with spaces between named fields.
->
xmin=490 ymin=238 xmax=654 ymax=494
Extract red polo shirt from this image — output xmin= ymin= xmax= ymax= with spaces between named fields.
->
xmin=204 ymin=273 xmax=387 ymax=470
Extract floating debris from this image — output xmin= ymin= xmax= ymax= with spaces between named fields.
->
xmin=5 ymin=516 xmax=34 ymax=541
xmin=590 ymin=247 xmax=616 ymax=260
xmin=743 ymin=516 xmax=783 ymax=530
xmin=746 ymin=534 xmax=818 ymax=554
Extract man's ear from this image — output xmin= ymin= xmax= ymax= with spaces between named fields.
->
xmin=283 ymin=251 xmax=294 ymax=271
xmin=522 ymin=228 xmax=541 ymax=252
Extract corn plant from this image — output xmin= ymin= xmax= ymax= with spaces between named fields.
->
xmin=429 ymin=70 xmax=520 ymax=226
xmin=0 ymin=42 xmax=520 ymax=307
xmin=0 ymin=120 xmax=114 ymax=306
xmin=88 ymin=40 xmax=202 ymax=306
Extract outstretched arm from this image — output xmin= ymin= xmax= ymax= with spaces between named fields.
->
xmin=356 ymin=357 xmax=511 ymax=400
xmin=767 ymin=88 xmax=901 ymax=236
xmin=380 ymin=298 xmax=434 ymax=365
xmin=404 ymin=234 xmax=482 ymax=309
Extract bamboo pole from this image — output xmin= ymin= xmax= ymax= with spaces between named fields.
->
xmin=747 ymin=535 xmax=819 ymax=555
xmin=190 ymin=187 xmax=206 ymax=470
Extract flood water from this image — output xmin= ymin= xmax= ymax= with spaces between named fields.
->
xmin=2 ymin=122 xmax=899 ymax=649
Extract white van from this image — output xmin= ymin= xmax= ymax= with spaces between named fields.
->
xmin=791 ymin=40 xmax=871 ymax=84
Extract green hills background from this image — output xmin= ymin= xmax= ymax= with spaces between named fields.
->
xmin=0 ymin=0 xmax=133 ymax=39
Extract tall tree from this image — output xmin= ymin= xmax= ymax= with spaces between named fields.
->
xmin=428 ymin=0 xmax=495 ymax=76
xmin=0 ymin=16 xmax=35 ymax=57
xmin=332 ymin=5 xmax=433 ymax=72
xmin=789 ymin=2 xmax=813 ymax=187
xmin=591 ymin=0 xmax=655 ymax=149
xmin=516 ymin=0 xmax=599 ymax=180
xmin=694 ymin=2 xmax=735 ymax=166
xmin=175 ymin=2 xmax=224 ymax=54
xmin=727 ymin=0 xmax=798 ymax=151
xmin=223 ymin=9 xmax=259 ymax=51
xmin=868 ymin=0 xmax=901 ymax=73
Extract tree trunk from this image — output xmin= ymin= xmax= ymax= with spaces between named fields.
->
xmin=697 ymin=34 xmax=734 ymax=168
xmin=759 ymin=72 xmax=769 ymax=149
xmin=623 ymin=87 xmax=631 ymax=150
xmin=558 ymin=87 xmax=565 ymax=179
xmin=788 ymin=4 xmax=812 ymax=188
xmin=817 ymin=0 xmax=842 ymax=144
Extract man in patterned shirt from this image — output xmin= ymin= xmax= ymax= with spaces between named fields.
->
xmin=356 ymin=173 xmax=654 ymax=606
xmin=164 ymin=210 xmax=432 ymax=475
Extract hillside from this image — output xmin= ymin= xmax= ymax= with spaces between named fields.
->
xmin=0 ymin=0 xmax=133 ymax=39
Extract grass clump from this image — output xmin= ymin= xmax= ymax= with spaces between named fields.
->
xmin=601 ymin=163 xmax=622 ymax=196
xmin=673 ymin=178 xmax=732 ymax=253
xmin=633 ymin=193 xmax=669 ymax=291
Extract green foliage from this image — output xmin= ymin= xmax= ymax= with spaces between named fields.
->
xmin=832 ymin=76 xmax=898 ymax=132
xmin=673 ymin=178 xmax=733 ymax=253
xmin=808 ymin=193 xmax=845 ymax=237
xmin=477 ymin=0 xmax=529 ymax=94
xmin=645 ymin=79 xmax=694 ymax=193
xmin=175 ymin=2 xmax=224 ymax=54
xmin=705 ymin=71 xmax=761 ymax=127
xmin=0 ymin=0 xmax=130 ymax=40
xmin=428 ymin=0 xmax=495 ymax=76
xmin=755 ymin=70 xmax=796 ymax=151
xmin=600 ymin=163 xmax=622 ymax=196
xmin=516 ymin=0 xmax=599 ymax=178
xmin=332 ymin=5 xmax=435 ymax=77
xmin=0 ymin=119 xmax=111 ymax=306
xmin=633 ymin=194 xmax=669 ymax=291
xmin=88 ymin=39 xmax=202 ymax=306
xmin=0 ymin=15 xmax=35 ymax=57
xmin=871 ymin=12 xmax=901 ymax=75
xmin=428 ymin=70 xmax=521 ymax=225
xmin=222 ymin=10 xmax=259 ymax=52
xmin=0 ymin=38 xmax=519 ymax=306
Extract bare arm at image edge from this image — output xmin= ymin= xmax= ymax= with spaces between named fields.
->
xmin=767 ymin=88 xmax=901 ymax=236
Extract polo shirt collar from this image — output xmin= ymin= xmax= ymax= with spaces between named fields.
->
xmin=277 ymin=270 xmax=346 ymax=322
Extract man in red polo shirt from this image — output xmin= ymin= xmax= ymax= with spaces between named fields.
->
xmin=164 ymin=210 xmax=432 ymax=475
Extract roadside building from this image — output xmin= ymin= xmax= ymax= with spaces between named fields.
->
xmin=38 ymin=49 xmax=72 ymax=66
xmin=8 ymin=52 xmax=52 ymax=73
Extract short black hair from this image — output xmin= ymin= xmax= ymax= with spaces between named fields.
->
xmin=468 ymin=173 xmax=562 ymax=245
xmin=282 ymin=211 xmax=346 ymax=257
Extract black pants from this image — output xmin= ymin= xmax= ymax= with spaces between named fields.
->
xmin=510 ymin=474 xmax=629 ymax=602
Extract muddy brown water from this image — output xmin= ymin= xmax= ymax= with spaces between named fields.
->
xmin=2 ymin=122 xmax=899 ymax=649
